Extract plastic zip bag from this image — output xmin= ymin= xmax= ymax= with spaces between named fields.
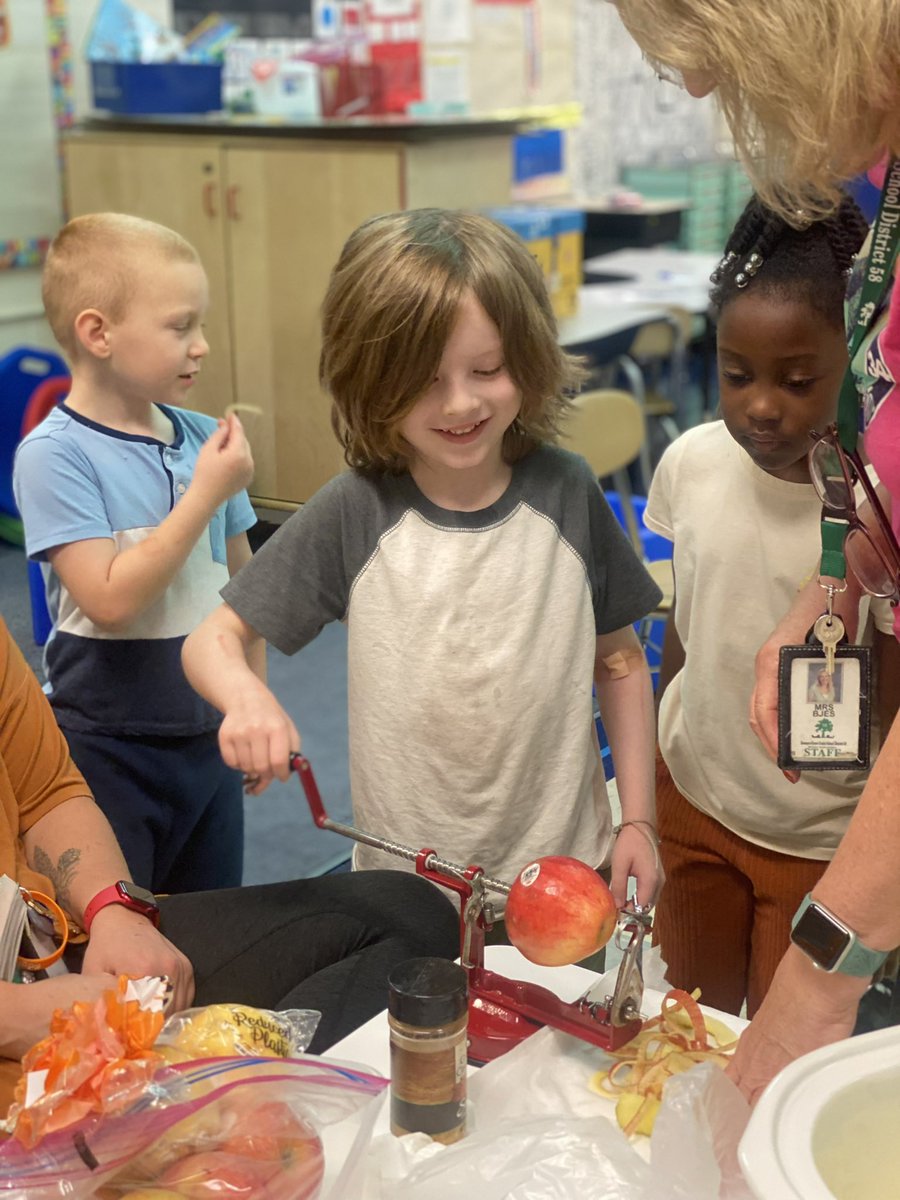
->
xmin=0 ymin=1055 xmax=387 ymax=1200
xmin=365 ymin=1024 xmax=754 ymax=1199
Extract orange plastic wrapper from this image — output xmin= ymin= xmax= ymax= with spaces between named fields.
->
xmin=8 ymin=975 xmax=167 ymax=1149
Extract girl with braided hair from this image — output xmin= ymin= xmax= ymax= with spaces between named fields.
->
xmin=645 ymin=193 xmax=898 ymax=1020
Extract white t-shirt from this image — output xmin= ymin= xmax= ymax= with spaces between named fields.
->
xmin=645 ymin=421 xmax=893 ymax=860
xmin=224 ymin=445 xmax=662 ymax=897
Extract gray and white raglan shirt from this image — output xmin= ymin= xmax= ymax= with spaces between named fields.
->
xmin=222 ymin=444 xmax=662 ymax=894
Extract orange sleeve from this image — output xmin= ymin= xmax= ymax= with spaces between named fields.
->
xmin=0 ymin=1056 xmax=21 ymax=1122
xmin=0 ymin=619 xmax=90 ymax=895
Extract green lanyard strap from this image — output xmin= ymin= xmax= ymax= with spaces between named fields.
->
xmin=821 ymin=157 xmax=900 ymax=581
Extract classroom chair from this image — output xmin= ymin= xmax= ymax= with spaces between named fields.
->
xmin=607 ymin=308 xmax=692 ymax=491
xmin=19 ymin=373 xmax=71 ymax=646
xmin=0 ymin=346 xmax=68 ymax=545
xmin=558 ymin=388 xmax=674 ymax=671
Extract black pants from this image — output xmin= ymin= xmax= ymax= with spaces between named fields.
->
xmin=155 ymin=871 xmax=459 ymax=1052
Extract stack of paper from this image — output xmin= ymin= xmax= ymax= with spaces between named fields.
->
xmin=0 ymin=875 xmax=27 ymax=982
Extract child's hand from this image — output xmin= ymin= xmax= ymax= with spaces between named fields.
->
xmin=218 ymin=687 xmax=301 ymax=795
xmin=192 ymin=412 xmax=255 ymax=511
xmin=609 ymin=824 xmax=664 ymax=909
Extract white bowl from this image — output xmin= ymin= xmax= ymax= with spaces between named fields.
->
xmin=739 ymin=1024 xmax=900 ymax=1199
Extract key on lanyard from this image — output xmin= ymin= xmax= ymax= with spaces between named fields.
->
xmin=813 ymin=613 xmax=845 ymax=677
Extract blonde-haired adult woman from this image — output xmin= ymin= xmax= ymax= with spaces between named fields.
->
xmin=610 ymin=0 xmax=900 ymax=1104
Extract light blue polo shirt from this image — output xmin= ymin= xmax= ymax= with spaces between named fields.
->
xmin=13 ymin=402 xmax=256 ymax=736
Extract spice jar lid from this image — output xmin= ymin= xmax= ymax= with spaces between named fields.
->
xmin=388 ymin=957 xmax=468 ymax=1026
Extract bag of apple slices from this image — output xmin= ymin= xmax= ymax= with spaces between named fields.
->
xmin=0 ymin=1056 xmax=388 ymax=1200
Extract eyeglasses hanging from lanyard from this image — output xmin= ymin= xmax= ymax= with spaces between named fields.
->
xmin=813 ymin=157 xmax=900 ymax=599
xmin=808 ymin=427 xmax=900 ymax=601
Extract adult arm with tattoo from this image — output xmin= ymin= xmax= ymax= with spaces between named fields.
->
xmin=24 ymin=798 xmax=193 ymax=1011
xmin=0 ymin=620 xmax=193 ymax=1060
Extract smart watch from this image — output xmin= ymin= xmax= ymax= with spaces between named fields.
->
xmin=790 ymin=893 xmax=888 ymax=978
xmin=82 ymin=881 xmax=160 ymax=932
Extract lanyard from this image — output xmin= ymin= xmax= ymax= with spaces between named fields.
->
xmin=820 ymin=157 xmax=900 ymax=580
xmin=17 ymin=888 xmax=69 ymax=971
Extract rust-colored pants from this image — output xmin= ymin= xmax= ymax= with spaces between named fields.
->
xmin=654 ymin=754 xmax=830 ymax=1017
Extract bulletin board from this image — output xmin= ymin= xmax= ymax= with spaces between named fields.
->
xmin=421 ymin=0 xmax=575 ymax=115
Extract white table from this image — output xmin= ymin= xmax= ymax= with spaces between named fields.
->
xmin=582 ymin=247 xmax=719 ymax=317
xmin=557 ymin=289 xmax=667 ymax=350
xmin=331 ymin=944 xmax=748 ymax=1148
xmin=580 ymin=248 xmax=721 ymax=413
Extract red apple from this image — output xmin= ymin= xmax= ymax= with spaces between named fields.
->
xmin=505 ymin=855 xmax=617 ymax=966
xmin=220 ymin=1099 xmax=324 ymax=1200
xmin=158 ymin=1149 xmax=276 ymax=1198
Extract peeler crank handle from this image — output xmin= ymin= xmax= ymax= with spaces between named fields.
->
xmin=289 ymin=754 xmax=511 ymax=895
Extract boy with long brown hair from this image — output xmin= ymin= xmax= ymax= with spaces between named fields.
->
xmin=184 ymin=208 xmax=664 ymax=918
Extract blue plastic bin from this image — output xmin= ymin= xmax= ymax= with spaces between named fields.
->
xmin=513 ymin=129 xmax=564 ymax=184
xmin=91 ymin=61 xmax=223 ymax=114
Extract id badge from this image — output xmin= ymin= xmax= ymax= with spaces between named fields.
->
xmin=778 ymin=644 xmax=871 ymax=771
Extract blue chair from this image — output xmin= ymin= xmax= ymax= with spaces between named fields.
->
xmin=1 ymin=350 xmax=69 ymax=645
xmin=560 ymin=389 xmax=674 ymax=686
xmin=0 ymin=347 xmax=68 ymax=531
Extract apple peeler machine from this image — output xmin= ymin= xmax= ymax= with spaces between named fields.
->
xmin=291 ymin=754 xmax=652 ymax=1062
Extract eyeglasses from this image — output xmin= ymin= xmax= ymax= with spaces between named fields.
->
xmin=808 ymin=424 xmax=900 ymax=602
xmin=643 ymin=53 xmax=685 ymax=89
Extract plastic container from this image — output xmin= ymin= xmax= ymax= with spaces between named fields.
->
xmin=739 ymin=1024 xmax=900 ymax=1199
xmin=513 ymin=129 xmax=563 ymax=185
xmin=388 ymin=957 xmax=468 ymax=1145
xmin=485 ymin=206 xmax=585 ymax=318
xmin=549 ymin=207 xmax=586 ymax=318
xmin=486 ymin=207 xmax=556 ymax=285
xmin=90 ymin=61 xmax=223 ymax=114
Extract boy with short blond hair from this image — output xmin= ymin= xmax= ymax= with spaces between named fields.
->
xmin=14 ymin=212 xmax=256 ymax=894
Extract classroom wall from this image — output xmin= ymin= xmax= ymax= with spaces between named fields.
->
xmin=0 ymin=0 xmax=722 ymax=360
xmin=0 ymin=0 xmax=172 ymax=360
xmin=572 ymin=0 xmax=721 ymax=196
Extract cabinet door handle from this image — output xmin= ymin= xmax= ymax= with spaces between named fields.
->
xmin=202 ymin=181 xmax=218 ymax=218
xmin=226 ymin=185 xmax=241 ymax=220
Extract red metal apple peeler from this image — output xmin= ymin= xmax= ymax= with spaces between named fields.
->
xmin=291 ymin=754 xmax=651 ymax=1061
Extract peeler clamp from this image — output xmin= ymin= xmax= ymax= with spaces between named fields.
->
xmin=577 ymin=904 xmax=652 ymax=1027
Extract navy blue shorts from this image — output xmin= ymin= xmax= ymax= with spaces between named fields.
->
xmin=60 ymin=727 xmax=243 ymax=894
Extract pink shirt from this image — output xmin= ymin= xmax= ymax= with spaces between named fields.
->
xmin=860 ymin=277 xmax=900 ymax=638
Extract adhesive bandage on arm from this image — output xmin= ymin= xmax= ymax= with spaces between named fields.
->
xmin=597 ymin=649 xmax=647 ymax=680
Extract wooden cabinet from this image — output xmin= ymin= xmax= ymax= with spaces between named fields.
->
xmin=63 ymin=136 xmax=235 ymax=420
xmin=63 ymin=126 xmax=514 ymax=505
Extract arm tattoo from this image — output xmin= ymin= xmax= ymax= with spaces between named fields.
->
xmin=31 ymin=845 xmax=82 ymax=913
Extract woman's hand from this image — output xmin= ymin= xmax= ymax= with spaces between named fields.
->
xmin=725 ymin=945 xmax=867 ymax=1105
xmin=750 ymin=632 xmax=800 ymax=783
xmin=82 ymin=905 xmax=195 ymax=1012
xmin=749 ymin=573 xmax=861 ymax=784
xmin=0 ymin=974 xmax=118 ymax=1060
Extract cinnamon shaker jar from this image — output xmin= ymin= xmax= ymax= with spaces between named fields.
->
xmin=388 ymin=957 xmax=468 ymax=1144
